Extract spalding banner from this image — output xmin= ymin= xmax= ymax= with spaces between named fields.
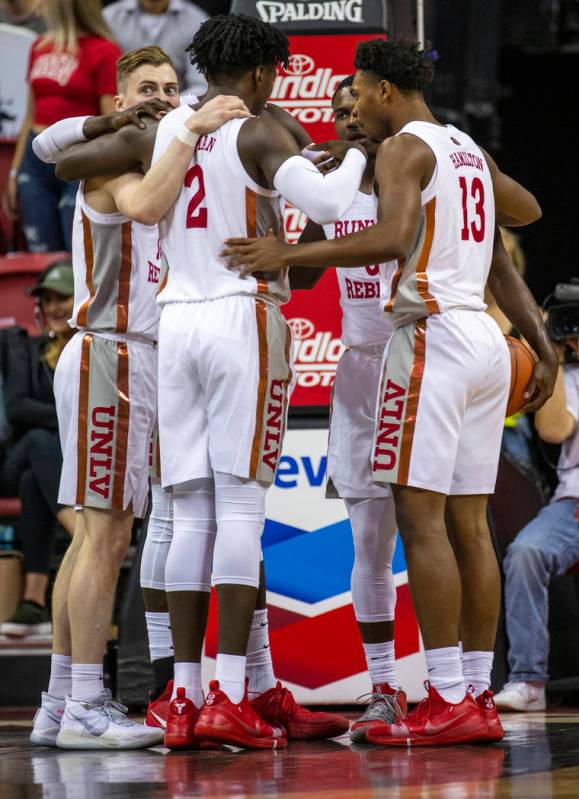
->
xmin=230 ymin=0 xmax=388 ymax=34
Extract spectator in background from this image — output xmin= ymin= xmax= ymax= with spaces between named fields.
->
xmin=0 ymin=0 xmax=45 ymax=33
xmin=2 ymin=0 xmax=121 ymax=252
xmin=0 ymin=260 xmax=76 ymax=638
xmin=494 ymin=334 xmax=579 ymax=712
xmin=103 ymin=0 xmax=207 ymax=96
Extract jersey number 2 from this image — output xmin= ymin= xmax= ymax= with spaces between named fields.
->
xmin=185 ymin=164 xmax=207 ymax=229
xmin=459 ymin=176 xmax=485 ymax=242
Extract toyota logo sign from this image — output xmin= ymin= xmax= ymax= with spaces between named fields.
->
xmin=283 ymin=54 xmax=315 ymax=76
xmin=288 ymin=317 xmax=315 ymax=340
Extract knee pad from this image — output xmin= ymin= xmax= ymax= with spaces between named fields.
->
xmin=346 ymin=497 xmax=398 ymax=624
xmin=164 ymin=479 xmax=217 ymax=593
xmin=140 ymin=482 xmax=174 ymax=591
xmin=211 ymin=472 xmax=266 ymax=589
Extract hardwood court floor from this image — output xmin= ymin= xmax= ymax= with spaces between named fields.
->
xmin=2 ymin=708 xmax=579 ymax=797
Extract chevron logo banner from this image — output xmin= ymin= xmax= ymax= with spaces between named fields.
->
xmin=204 ymin=429 xmax=427 ymax=704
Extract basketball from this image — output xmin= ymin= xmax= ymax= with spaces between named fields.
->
xmin=505 ymin=335 xmax=536 ymax=417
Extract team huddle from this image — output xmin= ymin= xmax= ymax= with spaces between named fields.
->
xmin=27 ymin=14 xmax=556 ymax=751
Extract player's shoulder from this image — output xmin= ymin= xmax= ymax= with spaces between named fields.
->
xmin=376 ymin=133 xmax=434 ymax=167
xmin=238 ymin=114 xmax=295 ymax=149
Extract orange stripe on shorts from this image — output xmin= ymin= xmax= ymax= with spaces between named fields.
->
xmin=249 ymin=300 xmax=268 ymax=479
xmin=75 ymin=334 xmax=92 ymax=505
xmin=112 ymin=342 xmax=130 ymax=508
xmin=398 ymin=320 xmax=427 ymax=486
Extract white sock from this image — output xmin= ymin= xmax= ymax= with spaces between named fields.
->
xmin=144 ymin=611 xmax=173 ymax=661
xmin=463 ymin=650 xmax=494 ymax=698
xmin=215 ymin=654 xmax=246 ymax=704
xmin=47 ymin=654 xmax=72 ymax=699
xmin=362 ymin=640 xmax=398 ymax=690
xmin=172 ymin=662 xmax=203 ymax=707
xmin=425 ymin=646 xmax=465 ymax=704
xmin=71 ymin=663 xmax=104 ymax=701
xmin=246 ymin=609 xmax=276 ymax=695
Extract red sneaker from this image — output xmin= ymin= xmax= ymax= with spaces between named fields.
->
xmin=164 ymin=687 xmax=203 ymax=750
xmin=476 ymin=690 xmax=505 ymax=742
xmin=195 ymin=680 xmax=287 ymax=750
xmin=145 ymin=680 xmax=173 ymax=731
xmin=250 ymin=681 xmax=349 ymax=740
xmin=350 ymin=683 xmax=408 ymax=742
xmin=366 ymin=681 xmax=488 ymax=746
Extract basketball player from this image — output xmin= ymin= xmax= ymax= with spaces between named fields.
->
xmin=52 ymin=15 xmax=362 ymax=749
xmin=222 ymin=38 xmax=557 ymax=746
xmin=290 ymin=75 xmax=406 ymax=733
xmin=29 ymin=47 xmax=250 ymax=750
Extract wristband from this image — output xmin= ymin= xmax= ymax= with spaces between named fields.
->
xmin=9 ymin=168 xmax=18 ymax=178
xmin=176 ymin=124 xmax=200 ymax=149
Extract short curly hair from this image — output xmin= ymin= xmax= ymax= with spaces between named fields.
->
xmin=355 ymin=38 xmax=434 ymax=93
xmin=186 ymin=14 xmax=290 ymax=80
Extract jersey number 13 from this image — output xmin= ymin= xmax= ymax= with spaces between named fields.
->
xmin=459 ymin=176 xmax=485 ymax=242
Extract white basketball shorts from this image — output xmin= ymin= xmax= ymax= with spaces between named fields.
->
xmin=327 ymin=344 xmax=392 ymax=499
xmin=157 ymin=295 xmax=293 ymax=489
xmin=372 ymin=309 xmax=510 ymax=495
xmin=55 ymin=331 xmax=157 ymax=517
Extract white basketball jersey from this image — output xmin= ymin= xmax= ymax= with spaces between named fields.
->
xmin=70 ymin=186 xmax=163 ymax=340
xmin=323 ymin=191 xmax=395 ymax=348
xmin=385 ymin=121 xmax=495 ymax=327
xmin=152 ymin=105 xmax=289 ymax=306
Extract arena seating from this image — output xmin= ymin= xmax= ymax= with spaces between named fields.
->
xmin=0 ymin=252 xmax=68 ymax=518
xmin=0 ymin=253 xmax=69 ymax=335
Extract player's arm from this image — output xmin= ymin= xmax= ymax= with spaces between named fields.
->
xmin=240 ymin=117 xmax=367 ymax=225
xmin=224 ymin=136 xmax=424 ymax=273
xmin=103 ymin=96 xmax=251 ymax=225
xmin=481 ymin=148 xmax=542 ymax=227
xmin=487 ymin=228 xmax=557 ymax=412
xmin=55 ymin=121 xmax=157 ymax=181
xmin=289 ymin=221 xmax=328 ymax=290
xmin=32 ymin=100 xmax=171 ymax=163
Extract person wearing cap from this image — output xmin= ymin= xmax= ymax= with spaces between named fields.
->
xmin=0 ymin=260 xmax=76 ymax=638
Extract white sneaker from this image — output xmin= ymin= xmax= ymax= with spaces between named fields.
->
xmin=56 ymin=690 xmax=164 ymax=750
xmin=30 ymin=692 xmax=65 ymax=746
xmin=494 ymin=681 xmax=546 ymax=711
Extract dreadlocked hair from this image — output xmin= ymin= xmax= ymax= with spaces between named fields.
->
xmin=355 ymin=38 xmax=434 ymax=93
xmin=332 ymin=74 xmax=354 ymax=104
xmin=186 ymin=14 xmax=290 ymax=80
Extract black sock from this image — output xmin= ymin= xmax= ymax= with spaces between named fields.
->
xmin=151 ymin=656 xmax=174 ymax=700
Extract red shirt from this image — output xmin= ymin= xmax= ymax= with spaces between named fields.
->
xmin=28 ymin=35 xmax=121 ymax=126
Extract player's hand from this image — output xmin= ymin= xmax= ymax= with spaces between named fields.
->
xmin=222 ymin=229 xmax=291 ymax=276
xmin=188 ymin=95 xmax=251 ymax=135
xmin=308 ymin=139 xmax=366 ymax=165
xmin=301 ymin=143 xmax=338 ymax=173
xmin=521 ymin=354 xmax=558 ymax=413
xmin=2 ymin=173 xmax=20 ymax=220
xmin=83 ymin=100 xmax=172 ymax=140
xmin=110 ymin=99 xmax=172 ymax=130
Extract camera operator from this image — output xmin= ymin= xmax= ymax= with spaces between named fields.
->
xmin=495 ymin=284 xmax=579 ymax=712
